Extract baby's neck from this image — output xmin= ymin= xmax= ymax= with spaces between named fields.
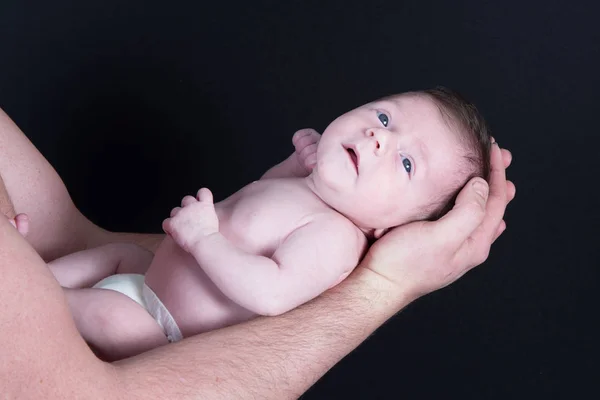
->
xmin=300 ymin=176 xmax=375 ymax=240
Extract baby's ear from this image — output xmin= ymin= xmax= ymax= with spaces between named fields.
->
xmin=373 ymin=228 xmax=389 ymax=240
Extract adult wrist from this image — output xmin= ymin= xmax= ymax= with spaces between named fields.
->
xmin=347 ymin=266 xmax=418 ymax=321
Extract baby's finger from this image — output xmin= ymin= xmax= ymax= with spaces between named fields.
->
xmin=298 ymin=143 xmax=318 ymax=160
xmin=181 ymin=195 xmax=197 ymax=207
xmin=295 ymin=134 xmax=320 ymax=151
xmin=197 ymin=188 xmax=213 ymax=203
xmin=305 ymin=153 xmax=317 ymax=168
xmin=162 ymin=218 xmax=172 ymax=234
xmin=292 ymin=129 xmax=314 ymax=146
xmin=170 ymin=207 xmax=181 ymax=217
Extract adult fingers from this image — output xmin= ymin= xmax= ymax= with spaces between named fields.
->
xmin=457 ymin=144 xmax=508 ymax=261
xmin=492 ymin=220 xmax=507 ymax=244
xmin=433 ymin=177 xmax=489 ymax=249
xmin=490 ymin=181 xmax=515 ymax=244
xmin=490 ymin=136 xmax=510 ymax=168
xmin=501 ymin=148 xmax=512 ymax=169
xmin=507 ymin=180 xmax=516 ymax=203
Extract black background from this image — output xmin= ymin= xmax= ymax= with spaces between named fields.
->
xmin=1 ymin=1 xmax=599 ymax=398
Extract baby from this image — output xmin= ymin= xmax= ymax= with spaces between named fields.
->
xmin=45 ymin=86 xmax=492 ymax=360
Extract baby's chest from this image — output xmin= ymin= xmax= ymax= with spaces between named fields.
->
xmin=218 ymin=186 xmax=314 ymax=255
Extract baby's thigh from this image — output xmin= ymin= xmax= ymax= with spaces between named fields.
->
xmin=64 ymin=288 xmax=169 ymax=361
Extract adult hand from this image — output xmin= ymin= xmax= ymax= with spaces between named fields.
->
xmin=361 ymin=143 xmax=515 ymax=303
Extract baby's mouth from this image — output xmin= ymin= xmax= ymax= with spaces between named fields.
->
xmin=343 ymin=145 xmax=359 ymax=174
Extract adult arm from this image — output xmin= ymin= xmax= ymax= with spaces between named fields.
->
xmin=0 ymin=211 xmax=394 ymax=400
xmin=0 ymin=108 xmax=109 ymax=260
xmin=0 ymin=107 xmax=166 ymax=257
xmin=0 ymin=216 xmax=120 ymax=399
xmin=0 ymin=110 xmax=318 ymax=258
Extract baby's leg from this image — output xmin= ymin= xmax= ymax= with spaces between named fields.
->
xmin=49 ymin=243 xmax=154 ymax=288
xmin=64 ymin=287 xmax=168 ymax=361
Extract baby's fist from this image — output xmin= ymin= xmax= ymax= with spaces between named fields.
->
xmin=292 ymin=128 xmax=320 ymax=172
xmin=163 ymin=188 xmax=219 ymax=252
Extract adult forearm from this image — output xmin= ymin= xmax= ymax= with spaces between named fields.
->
xmin=2 ymin=217 xmax=405 ymax=400
xmin=96 ymin=231 xmax=166 ymax=254
xmin=0 ymin=217 xmax=121 ymax=399
xmin=113 ymin=268 xmax=406 ymax=400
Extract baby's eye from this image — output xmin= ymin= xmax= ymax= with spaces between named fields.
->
xmin=376 ymin=111 xmax=389 ymax=127
xmin=401 ymin=156 xmax=412 ymax=174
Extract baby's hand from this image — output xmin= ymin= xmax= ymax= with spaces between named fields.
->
xmin=292 ymin=128 xmax=320 ymax=172
xmin=8 ymin=213 xmax=29 ymax=237
xmin=162 ymin=188 xmax=219 ymax=252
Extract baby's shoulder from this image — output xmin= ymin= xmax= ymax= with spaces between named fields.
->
xmin=290 ymin=212 xmax=367 ymax=267
xmin=235 ymin=177 xmax=308 ymax=199
xmin=301 ymin=211 xmax=365 ymax=245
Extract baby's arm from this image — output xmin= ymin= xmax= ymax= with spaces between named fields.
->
xmin=164 ymin=193 xmax=365 ymax=316
xmin=48 ymin=243 xmax=154 ymax=288
xmin=196 ymin=218 xmax=363 ymax=315
xmin=261 ymin=129 xmax=320 ymax=180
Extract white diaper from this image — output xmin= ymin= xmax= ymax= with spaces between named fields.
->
xmin=92 ymin=274 xmax=183 ymax=343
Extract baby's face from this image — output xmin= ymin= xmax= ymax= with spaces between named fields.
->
xmin=308 ymin=94 xmax=467 ymax=231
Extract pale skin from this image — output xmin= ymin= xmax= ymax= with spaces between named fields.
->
xmin=46 ymin=94 xmax=486 ymax=361
xmin=0 ymin=105 xmax=515 ymax=399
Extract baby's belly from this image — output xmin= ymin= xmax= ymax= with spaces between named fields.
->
xmin=144 ymin=237 xmax=255 ymax=337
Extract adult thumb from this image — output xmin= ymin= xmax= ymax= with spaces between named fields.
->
xmin=434 ymin=178 xmax=489 ymax=247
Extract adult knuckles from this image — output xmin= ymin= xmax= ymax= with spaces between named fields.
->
xmin=464 ymin=198 xmax=487 ymax=219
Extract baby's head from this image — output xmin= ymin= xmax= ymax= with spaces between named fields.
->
xmin=308 ymin=86 xmax=492 ymax=238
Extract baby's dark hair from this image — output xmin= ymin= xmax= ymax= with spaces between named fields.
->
xmin=411 ymin=86 xmax=493 ymax=220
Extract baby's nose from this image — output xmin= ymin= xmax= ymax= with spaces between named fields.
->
xmin=365 ymin=128 xmax=389 ymax=155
